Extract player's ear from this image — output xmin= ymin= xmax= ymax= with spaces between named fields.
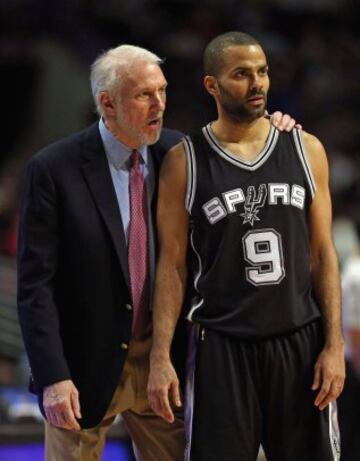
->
xmin=204 ymin=75 xmax=219 ymax=97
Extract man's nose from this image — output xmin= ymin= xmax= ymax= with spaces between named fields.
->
xmin=152 ymin=91 xmax=166 ymax=111
xmin=250 ymin=73 xmax=263 ymax=90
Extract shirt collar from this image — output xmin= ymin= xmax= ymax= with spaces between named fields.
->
xmin=99 ymin=118 xmax=148 ymax=170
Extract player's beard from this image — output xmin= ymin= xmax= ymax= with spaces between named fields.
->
xmin=218 ymin=82 xmax=267 ymax=123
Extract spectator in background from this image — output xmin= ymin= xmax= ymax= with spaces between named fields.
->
xmin=339 ymin=223 xmax=360 ymax=461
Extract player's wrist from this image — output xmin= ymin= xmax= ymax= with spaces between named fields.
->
xmin=149 ymin=349 xmax=171 ymax=365
xmin=323 ymin=336 xmax=345 ymax=352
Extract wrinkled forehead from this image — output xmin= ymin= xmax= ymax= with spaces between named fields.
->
xmin=119 ymin=61 xmax=167 ymax=94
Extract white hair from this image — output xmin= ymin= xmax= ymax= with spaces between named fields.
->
xmin=90 ymin=44 xmax=163 ymax=116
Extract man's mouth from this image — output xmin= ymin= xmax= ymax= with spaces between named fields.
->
xmin=247 ymin=95 xmax=264 ymax=105
xmin=147 ymin=117 xmax=162 ymax=127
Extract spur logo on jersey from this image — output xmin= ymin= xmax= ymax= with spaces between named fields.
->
xmin=240 ymin=184 xmax=267 ymax=226
xmin=202 ymin=183 xmax=306 ymax=225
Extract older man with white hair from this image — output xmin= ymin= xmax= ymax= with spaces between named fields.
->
xmin=17 ymin=44 xmax=186 ymax=461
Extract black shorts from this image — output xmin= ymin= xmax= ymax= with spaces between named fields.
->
xmin=185 ymin=321 xmax=340 ymax=461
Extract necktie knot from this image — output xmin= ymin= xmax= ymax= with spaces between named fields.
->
xmin=131 ymin=150 xmax=141 ymax=170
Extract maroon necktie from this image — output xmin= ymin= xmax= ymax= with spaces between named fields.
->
xmin=128 ymin=150 xmax=150 ymax=337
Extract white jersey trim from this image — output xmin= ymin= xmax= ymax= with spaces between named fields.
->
xmin=202 ymin=123 xmax=279 ymax=171
xmin=184 ymin=323 xmax=201 ymax=461
xmin=183 ymin=136 xmax=197 ymax=213
xmin=186 ymin=231 xmax=204 ymax=322
xmin=292 ymin=128 xmax=316 ymax=198
xmin=329 ymin=401 xmax=341 ymax=460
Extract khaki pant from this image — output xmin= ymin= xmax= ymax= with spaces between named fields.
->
xmin=45 ymin=332 xmax=185 ymax=461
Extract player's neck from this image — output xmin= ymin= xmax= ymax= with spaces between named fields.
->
xmin=209 ymin=116 xmax=272 ymax=162
xmin=210 ymin=116 xmax=269 ymax=144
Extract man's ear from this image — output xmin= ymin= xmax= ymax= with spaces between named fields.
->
xmin=204 ymin=75 xmax=219 ymax=97
xmin=99 ymin=91 xmax=116 ymax=117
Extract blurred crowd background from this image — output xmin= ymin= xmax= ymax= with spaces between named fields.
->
xmin=0 ymin=0 xmax=359 ymax=459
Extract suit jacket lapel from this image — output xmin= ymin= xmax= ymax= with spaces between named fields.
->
xmin=80 ymin=123 xmax=130 ymax=289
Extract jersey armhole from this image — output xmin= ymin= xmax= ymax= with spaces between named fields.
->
xmin=183 ymin=136 xmax=197 ymax=213
xmin=292 ymin=128 xmax=316 ymax=199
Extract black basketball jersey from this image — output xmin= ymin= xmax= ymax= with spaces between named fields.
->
xmin=183 ymin=124 xmax=321 ymax=338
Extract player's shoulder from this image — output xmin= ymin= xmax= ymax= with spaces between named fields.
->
xmin=164 ymin=140 xmax=187 ymax=167
xmin=300 ymin=130 xmax=325 ymax=156
xmin=160 ymin=137 xmax=188 ymax=181
xmin=297 ymin=129 xmax=329 ymax=181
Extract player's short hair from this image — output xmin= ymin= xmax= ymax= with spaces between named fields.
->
xmin=90 ymin=44 xmax=163 ymax=116
xmin=204 ymin=31 xmax=261 ymax=77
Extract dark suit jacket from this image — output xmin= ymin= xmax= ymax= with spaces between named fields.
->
xmin=17 ymin=122 xmax=185 ymax=428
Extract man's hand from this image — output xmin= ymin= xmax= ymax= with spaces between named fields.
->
xmin=147 ymin=357 xmax=182 ymax=423
xmin=312 ymin=346 xmax=345 ymax=410
xmin=269 ymin=111 xmax=302 ymax=131
xmin=43 ymin=379 xmax=82 ymax=431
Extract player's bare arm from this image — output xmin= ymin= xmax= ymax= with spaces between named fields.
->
xmin=304 ymin=131 xmax=345 ymax=410
xmin=147 ymin=143 xmax=189 ymax=423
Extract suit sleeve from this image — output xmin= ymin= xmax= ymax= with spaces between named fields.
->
xmin=17 ymin=155 xmax=71 ymax=392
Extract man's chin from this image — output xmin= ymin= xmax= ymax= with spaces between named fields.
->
xmin=145 ymin=127 xmax=162 ymax=145
xmin=247 ymin=102 xmax=266 ymax=117
xmin=242 ymin=106 xmax=266 ymax=123
xmin=227 ymin=110 xmax=264 ymax=124
xmin=225 ymin=104 xmax=266 ymax=123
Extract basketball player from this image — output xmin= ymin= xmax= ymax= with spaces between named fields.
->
xmin=147 ymin=32 xmax=345 ymax=460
